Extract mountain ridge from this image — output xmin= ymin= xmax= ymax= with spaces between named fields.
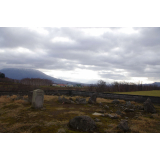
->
xmin=0 ymin=68 xmax=84 ymax=85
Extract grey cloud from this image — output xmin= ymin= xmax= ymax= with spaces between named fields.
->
xmin=0 ymin=27 xmax=160 ymax=83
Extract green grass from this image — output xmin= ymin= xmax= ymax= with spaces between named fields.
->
xmin=114 ymin=90 xmax=160 ymax=97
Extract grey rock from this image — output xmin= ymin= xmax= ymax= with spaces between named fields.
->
xmin=79 ymin=98 xmax=87 ymax=104
xmin=69 ymin=115 xmax=96 ymax=132
xmin=125 ymin=101 xmax=132 ymax=107
xmin=98 ymin=110 xmax=106 ymax=113
xmin=108 ymin=114 xmax=118 ymax=119
xmin=116 ymin=110 xmax=123 ymax=116
xmin=143 ymin=98 xmax=156 ymax=113
xmin=59 ymin=96 xmax=71 ymax=104
xmin=94 ymin=118 xmax=101 ymax=122
xmin=104 ymin=105 xmax=109 ymax=109
xmin=117 ymin=120 xmax=130 ymax=132
xmin=88 ymin=93 xmax=97 ymax=104
xmin=138 ymin=105 xmax=144 ymax=110
xmin=124 ymin=108 xmax=134 ymax=112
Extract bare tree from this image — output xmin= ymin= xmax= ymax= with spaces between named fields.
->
xmin=96 ymin=80 xmax=107 ymax=93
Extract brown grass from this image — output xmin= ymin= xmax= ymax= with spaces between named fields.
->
xmin=0 ymin=94 xmax=160 ymax=133
xmin=130 ymin=116 xmax=159 ymax=133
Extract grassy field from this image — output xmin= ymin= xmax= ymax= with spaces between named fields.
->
xmin=0 ymin=94 xmax=160 ymax=133
xmin=114 ymin=90 xmax=160 ymax=97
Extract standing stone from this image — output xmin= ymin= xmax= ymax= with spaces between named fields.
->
xmin=88 ymin=93 xmax=97 ymax=104
xmin=31 ymin=89 xmax=44 ymax=109
xmin=143 ymin=98 xmax=156 ymax=113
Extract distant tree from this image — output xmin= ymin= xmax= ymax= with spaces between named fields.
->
xmin=96 ymin=80 xmax=107 ymax=93
xmin=0 ymin=73 xmax=5 ymax=78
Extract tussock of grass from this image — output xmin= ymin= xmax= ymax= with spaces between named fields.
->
xmin=130 ymin=116 xmax=159 ymax=133
xmin=44 ymin=95 xmax=59 ymax=101
xmin=96 ymin=98 xmax=125 ymax=104
xmin=0 ymin=96 xmax=12 ymax=104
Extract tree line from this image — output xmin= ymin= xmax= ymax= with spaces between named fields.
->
xmin=87 ymin=80 xmax=160 ymax=93
xmin=20 ymin=78 xmax=53 ymax=86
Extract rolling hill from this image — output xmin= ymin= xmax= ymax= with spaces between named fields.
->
xmin=0 ymin=68 xmax=82 ymax=85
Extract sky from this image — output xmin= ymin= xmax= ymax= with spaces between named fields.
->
xmin=0 ymin=27 xmax=160 ymax=84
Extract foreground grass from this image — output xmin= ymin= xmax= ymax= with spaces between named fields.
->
xmin=0 ymin=95 xmax=160 ymax=133
xmin=114 ymin=90 xmax=160 ymax=97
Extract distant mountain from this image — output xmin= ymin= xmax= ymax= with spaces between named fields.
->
xmin=0 ymin=68 xmax=83 ymax=85
xmin=152 ymin=82 xmax=160 ymax=86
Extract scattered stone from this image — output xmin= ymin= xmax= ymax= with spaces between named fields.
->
xmin=125 ymin=117 xmax=128 ymax=119
xmin=69 ymin=115 xmax=96 ymax=132
xmin=143 ymin=98 xmax=156 ymax=113
xmin=116 ymin=110 xmax=123 ymax=116
xmin=71 ymin=101 xmax=75 ymax=104
xmin=79 ymin=98 xmax=87 ymax=104
xmin=125 ymin=101 xmax=132 ymax=107
xmin=107 ymin=114 xmax=118 ymax=119
xmin=138 ymin=105 xmax=144 ymax=110
xmin=31 ymin=89 xmax=44 ymax=109
xmin=112 ymin=99 xmax=120 ymax=104
xmin=117 ymin=120 xmax=130 ymax=132
xmin=98 ymin=110 xmax=106 ymax=113
xmin=110 ymin=110 xmax=113 ymax=113
xmin=88 ymin=93 xmax=97 ymax=104
xmin=92 ymin=112 xmax=103 ymax=116
xmin=59 ymin=96 xmax=72 ymax=104
xmin=104 ymin=105 xmax=109 ymax=109
xmin=94 ymin=118 xmax=101 ymax=122
xmin=124 ymin=108 xmax=134 ymax=112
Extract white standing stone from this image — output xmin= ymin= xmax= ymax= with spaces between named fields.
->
xmin=31 ymin=89 xmax=44 ymax=109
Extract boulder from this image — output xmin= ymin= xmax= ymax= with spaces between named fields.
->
xmin=69 ymin=115 xmax=96 ymax=132
xmin=143 ymin=98 xmax=156 ymax=113
xmin=117 ymin=120 xmax=130 ymax=132
xmin=58 ymin=96 xmax=71 ymax=104
xmin=88 ymin=93 xmax=97 ymax=104
xmin=125 ymin=101 xmax=132 ymax=108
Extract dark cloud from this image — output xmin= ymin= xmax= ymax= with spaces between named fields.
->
xmin=0 ymin=27 xmax=160 ymax=83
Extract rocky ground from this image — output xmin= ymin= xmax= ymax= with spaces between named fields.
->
xmin=0 ymin=94 xmax=160 ymax=133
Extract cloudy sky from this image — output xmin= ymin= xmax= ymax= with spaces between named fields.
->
xmin=0 ymin=27 xmax=160 ymax=84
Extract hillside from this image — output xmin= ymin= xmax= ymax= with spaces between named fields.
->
xmin=0 ymin=68 xmax=80 ymax=85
